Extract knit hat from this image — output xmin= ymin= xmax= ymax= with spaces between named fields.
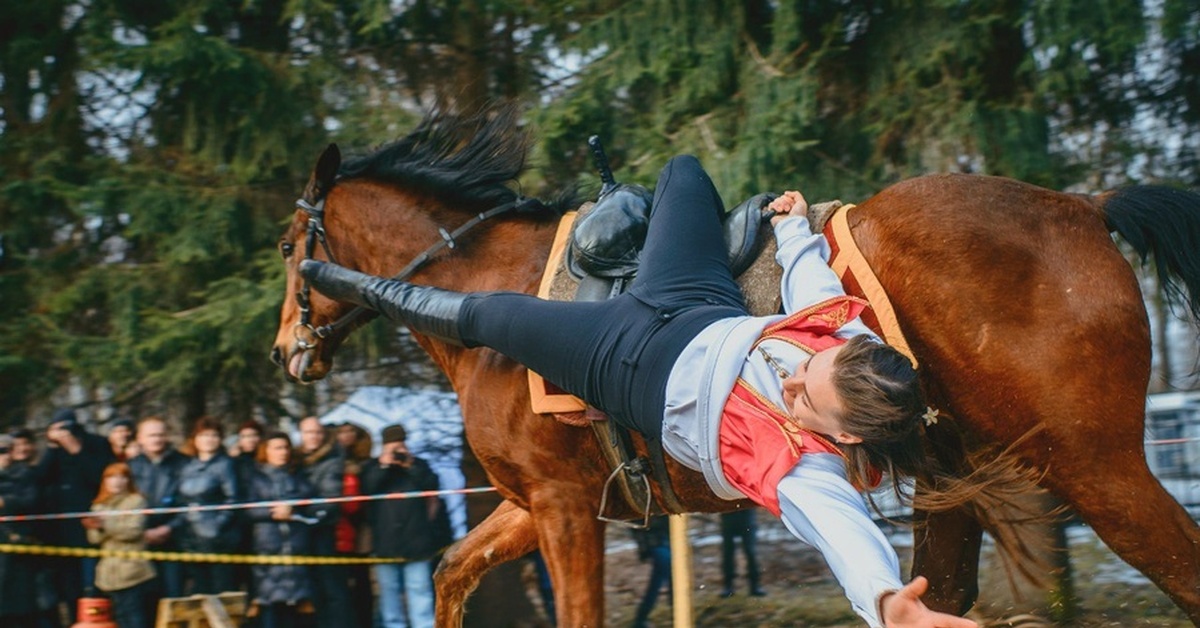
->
xmin=381 ymin=424 xmax=408 ymax=444
xmin=110 ymin=418 xmax=134 ymax=431
xmin=50 ymin=408 xmax=78 ymax=428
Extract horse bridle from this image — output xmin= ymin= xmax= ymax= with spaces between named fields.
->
xmin=291 ymin=190 xmax=542 ymax=351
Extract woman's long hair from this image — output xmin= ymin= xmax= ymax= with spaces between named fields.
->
xmin=92 ymin=462 xmax=141 ymax=505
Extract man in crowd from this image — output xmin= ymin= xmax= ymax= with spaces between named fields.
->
xmin=35 ymin=408 xmax=115 ymax=622
xmin=128 ymin=416 xmax=188 ymax=599
xmin=361 ymin=424 xmax=441 ymax=628
xmin=8 ymin=428 xmax=37 ymax=465
xmin=297 ymin=416 xmax=352 ymax=627
xmin=0 ymin=433 xmax=38 ymax=627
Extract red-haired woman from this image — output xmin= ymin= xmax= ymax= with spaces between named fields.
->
xmin=83 ymin=462 xmax=156 ymax=628
xmin=175 ymin=417 xmax=241 ymax=594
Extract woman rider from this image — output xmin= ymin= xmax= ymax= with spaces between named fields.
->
xmin=299 ymin=155 xmax=977 ymax=628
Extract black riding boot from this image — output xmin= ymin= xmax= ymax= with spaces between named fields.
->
xmin=298 ymin=260 xmax=468 ymax=346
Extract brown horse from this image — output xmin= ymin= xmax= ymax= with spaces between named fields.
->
xmin=270 ymin=108 xmax=1200 ymax=626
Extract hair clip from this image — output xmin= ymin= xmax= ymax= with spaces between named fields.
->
xmin=922 ymin=407 xmax=940 ymax=426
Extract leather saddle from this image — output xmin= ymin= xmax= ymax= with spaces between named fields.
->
xmin=566 ymin=184 xmax=777 ymax=289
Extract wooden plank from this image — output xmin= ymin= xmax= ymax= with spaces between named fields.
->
xmin=201 ymin=595 xmax=235 ymax=628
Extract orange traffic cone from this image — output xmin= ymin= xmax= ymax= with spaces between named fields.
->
xmin=72 ymin=597 xmax=118 ymax=628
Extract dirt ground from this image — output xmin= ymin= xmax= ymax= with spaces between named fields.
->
xmin=521 ymin=511 xmax=1191 ymax=627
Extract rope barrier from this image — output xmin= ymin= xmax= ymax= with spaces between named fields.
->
xmin=0 ymin=486 xmax=497 ymax=523
xmin=0 ymin=542 xmax=445 ymax=565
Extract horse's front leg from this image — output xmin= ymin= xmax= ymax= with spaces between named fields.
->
xmin=912 ymin=505 xmax=983 ymax=616
xmin=433 ymin=498 xmax=539 ymax=627
xmin=532 ymin=491 xmax=608 ymax=627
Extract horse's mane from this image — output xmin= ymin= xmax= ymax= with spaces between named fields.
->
xmin=338 ymin=105 xmax=571 ymax=218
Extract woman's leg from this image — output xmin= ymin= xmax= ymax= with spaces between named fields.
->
xmin=630 ymin=155 xmax=746 ymax=311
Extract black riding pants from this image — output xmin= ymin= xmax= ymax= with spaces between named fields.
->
xmin=459 ymin=155 xmax=749 ymax=435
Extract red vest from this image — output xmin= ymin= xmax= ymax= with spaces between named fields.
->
xmin=717 ymin=296 xmax=876 ymax=516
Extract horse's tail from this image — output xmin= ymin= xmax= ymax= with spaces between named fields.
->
xmin=1098 ymin=185 xmax=1200 ymax=321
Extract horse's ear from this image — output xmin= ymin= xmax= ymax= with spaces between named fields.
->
xmin=314 ymin=143 xmax=341 ymax=196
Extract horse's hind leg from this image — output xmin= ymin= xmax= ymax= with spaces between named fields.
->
xmin=1042 ymin=444 xmax=1200 ymax=624
xmin=433 ymin=499 xmax=539 ymax=627
xmin=912 ymin=506 xmax=983 ymax=615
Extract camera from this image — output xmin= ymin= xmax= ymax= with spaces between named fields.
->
xmin=395 ymin=452 xmax=411 ymax=464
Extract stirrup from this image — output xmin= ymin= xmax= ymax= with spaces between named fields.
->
xmin=596 ymin=458 xmax=652 ymax=529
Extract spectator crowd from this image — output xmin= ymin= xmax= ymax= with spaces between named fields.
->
xmin=0 ymin=410 xmax=451 ymax=628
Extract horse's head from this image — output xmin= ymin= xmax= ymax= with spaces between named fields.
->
xmin=271 ymin=143 xmax=364 ymax=382
xmin=271 ymin=106 xmax=564 ymax=383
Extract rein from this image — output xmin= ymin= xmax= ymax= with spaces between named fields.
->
xmin=292 ymin=193 xmax=543 ymax=350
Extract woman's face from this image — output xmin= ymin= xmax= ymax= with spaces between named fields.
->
xmin=194 ymin=429 xmax=221 ymax=457
xmin=780 ymin=345 xmax=860 ymax=444
xmin=104 ymin=473 xmax=130 ymax=495
xmin=264 ymin=437 xmax=291 ymax=467
xmin=336 ymin=425 xmax=357 ymax=448
xmin=238 ymin=429 xmax=261 ymax=454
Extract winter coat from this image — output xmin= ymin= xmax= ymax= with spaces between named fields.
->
xmin=0 ymin=462 xmax=37 ymax=617
xmin=87 ymin=493 xmax=156 ymax=592
xmin=175 ymin=453 xmax=241 ymax=552
xmin=247 ymin=464 xmax=314 ymax=605
xmin=299 ymin=440 xmax=344 ymax=529
xmin=128 ymin=448 xmax=189 ymax=533
xmin=360 ymin=456 xmax=442 ymax=559
xmin=35 ymin=430 xmax=115 ymax=546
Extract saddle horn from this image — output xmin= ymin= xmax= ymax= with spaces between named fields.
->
xmin=588 ymin=135 xmax=618 ymax=198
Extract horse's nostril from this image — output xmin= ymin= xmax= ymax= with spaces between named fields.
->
xmin=271 ymin=346 xmax=283 ymax=366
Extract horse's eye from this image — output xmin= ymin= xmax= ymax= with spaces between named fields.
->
xmin=280 ymin=242 xmax=294 ymax=259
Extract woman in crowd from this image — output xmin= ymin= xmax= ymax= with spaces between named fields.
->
xmin=247 ymin=432 xmax=316 ymax=628
xmin=83 ymin=463 xmax=156 ymax=628
xmin=175 ymin=417 xmax=241 ymax=594
xmin=335 ymin=423 xmax=374 ymax=627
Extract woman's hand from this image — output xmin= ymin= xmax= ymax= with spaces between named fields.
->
xmin=270 ymin=504 xmax=293 ymax=521
xmin=81 ymin=516 xmax=102 ymax=530
xmin=882 ymin=577 xmax=978 ymax=628
xmin=769 ymin=190 xmax=808 ymax=226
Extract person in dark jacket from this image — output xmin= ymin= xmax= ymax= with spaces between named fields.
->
xmin=297 ymin=416 xmax=350 ymax=628
xmin=248 ymin=432 xmax=316 ymax=628
xmin=229 ymin=419 xmax=265 ymax=599
xmin=127 ymin=416 xmax=189 ymax=599
xmin=35 ymin=408 xmax=116 ymax=620
xmin=361 ymin=424 xmax=441 ymax=628
xmin=720 ymin=508 xmax=765 ymax=597
xmin=10 ymin=428 xmax=57 ymax=628
xmin=0 ymin=434 xmax=38 ymax=627
xmin=631 ymin=516 xmax=672 ymax=628
xmin=175 ymin=417 xmax=241 ymax=594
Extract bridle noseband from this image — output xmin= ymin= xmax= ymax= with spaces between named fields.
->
xmin=291 ymin=190 xmax=542 ymax=351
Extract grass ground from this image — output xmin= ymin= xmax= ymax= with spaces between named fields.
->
xmin=580 ymin=512 xmax=1192 ymax=627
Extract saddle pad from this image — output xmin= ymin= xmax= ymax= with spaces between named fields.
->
xmin=529 ymin=208 xmax=590 ymax=414
xmin=528 ymin=201 xmax=917 ymax=415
